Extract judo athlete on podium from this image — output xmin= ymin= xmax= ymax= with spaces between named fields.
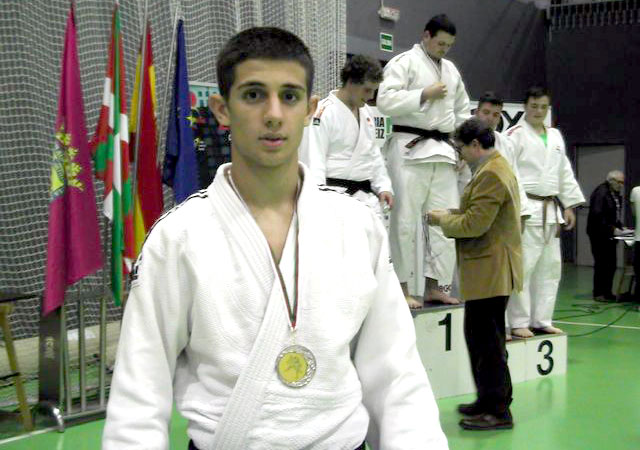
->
xmin=377 ymin=14 xmax=471 ymax=308
xmin=102 ymin=27 xmax=448 ymax=450
xmin=300 ymin=55 xmax=393 ymax=220
xmin=505 ymin=87 xmax=585 ymax=338
xmin=474 ymin=91 xmax=531 ymax=220
xmin=428 ymin=117 xmax=522 ymax=431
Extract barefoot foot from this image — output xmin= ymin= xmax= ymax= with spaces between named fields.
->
xmin=425 ymin=288 xmax=460 ymax=305
xmin=511 ymin=327 xmax=534 ymax=338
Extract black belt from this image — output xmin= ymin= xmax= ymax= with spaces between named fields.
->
xmin=189 ymin=440 xmax=366 ymax=449
xmin=392 ymin=125 xmax=450 ymax=149
xmin=326 ymin=177 xmax=373 ymax=195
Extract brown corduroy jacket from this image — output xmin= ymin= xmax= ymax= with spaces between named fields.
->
xmin=440 ymin=152 xmax=523 ymax=301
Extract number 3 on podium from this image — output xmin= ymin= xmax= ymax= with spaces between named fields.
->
xmin=537 ymin=340 xmax=554 ymax=375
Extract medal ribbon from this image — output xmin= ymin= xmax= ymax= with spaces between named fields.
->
xmin=225 ymin=168 xmax=301 ymax=331
xmin=270 ymin=222 xmax=299 ymax=330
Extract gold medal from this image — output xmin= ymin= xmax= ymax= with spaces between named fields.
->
xmin=276 ymin=345 xmax=316 ymax=388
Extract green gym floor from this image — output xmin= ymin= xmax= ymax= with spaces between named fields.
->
xmin=1 ymin=265 xmax=638 ymax=449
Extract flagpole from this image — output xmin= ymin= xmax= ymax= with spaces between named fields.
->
xmin=99 ymin=217 xmax=108 ymax=408
xmin=77 ymin=288 xmax=87 ymax=411
xmin=62 ymin=305 xmax=72 ymax=415
xmin=131 ymin=0 xmax=149 ymax=204
xmin=157 ymin=4 xmax=181 ymax=167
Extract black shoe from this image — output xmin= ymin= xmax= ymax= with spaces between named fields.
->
xmin=459 ymin=413 xmax=514 ymax=431
xmin=457 ymin=402 xmax=484 ymax=416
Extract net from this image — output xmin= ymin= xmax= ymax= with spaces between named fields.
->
xmin=0 ymin=0 xmax=345 ymax=410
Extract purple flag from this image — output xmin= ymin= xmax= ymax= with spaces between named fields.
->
xmin=43 ymin=5 xmax=102 ymax=315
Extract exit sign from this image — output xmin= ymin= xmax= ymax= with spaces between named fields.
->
xmin=380 ymin=33 xmax=393 ymax=52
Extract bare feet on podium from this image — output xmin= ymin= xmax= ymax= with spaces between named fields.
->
xmin=405 ymin=295 xmax=423 ymax=309
xmin=537 ymin=325 xmax=563 ymax=334
xmin=424 ymin=288 xmax=460 ymax=305
xmin=511 ymin=327 xmax=534 ymax=338
xmin=400 ymin=282 xmax=423 ymax=309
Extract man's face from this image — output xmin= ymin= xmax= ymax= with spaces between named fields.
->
xmin=346 ymin=80 xmax=379 ymax=108
xmin=210 ymin=59 xmax=316 ymax=170
xmin=524 ymin=95 xmax=550 ymax=128
xmin=475 ymin=102 xmax=503 ymax=131
xmin=422 ymin=30 xmax=455 ymax=60
xmin=609 ymin=175 xmax=624 ymax=193
xmin=454 ymin=139 xmax=477 ymax=163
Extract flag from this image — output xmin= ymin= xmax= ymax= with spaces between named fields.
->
xmin=91 ymin=3 xmax=135 ymax=306
xmin=43 ymin=4 xmax=102 ymax=315
xmin=130 ymin=21 xmax=163 ymax=256
xmin=163 ymin=19 xmax=199 ymax=203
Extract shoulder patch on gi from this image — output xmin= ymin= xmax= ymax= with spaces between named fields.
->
xmin=313 ymin=104 xmax=328 ymax=121
xmin=130 ymin=253 xmax=143 ymax=288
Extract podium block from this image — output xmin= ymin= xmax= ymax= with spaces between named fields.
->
xmin=506 ymin=339 xmax=527 ymax=384
xmin=413 ymin=304 xmax=474 ymax=398
xmin=413 ymin=304 xmax=567 ymax=399
xmin=523 ymin=333 xmax=567 ymax=380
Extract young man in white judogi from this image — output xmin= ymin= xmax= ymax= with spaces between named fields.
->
xmin=377 ymin=14 xmax=471 ymax=308
xmin=300 ymin=55 xmax=393 ymax=219
xmin=102 ymin=27 xmax=447 ymax=450
xmin=474 ymin=92 xmax=532 ymax=340
xmin=506 ymin=87 xmax=585 ymax=338
xmin=474 ymin=92 xmax=531 ymax=220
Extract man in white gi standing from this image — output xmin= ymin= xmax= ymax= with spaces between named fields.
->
xmin=506 ymin=86 xmax=585 ymax=338
xmin=377 ymin=14 xmax=470 ymax=308
xmin=300 ymin=54 xmax=393 ymax=219
xmin=474 ymin=91 xmax=531 ymax=220
xmin=102 ymin=27 xmax=447 ymax=450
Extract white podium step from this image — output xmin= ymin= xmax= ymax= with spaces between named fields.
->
xmin=412 ymin=303 xmax=567 ymax=399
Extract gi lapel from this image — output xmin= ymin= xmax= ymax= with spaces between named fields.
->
xmin=345 ymin=108 xmax=371 ymax=178
xmin=523 ymin=120 xmax=552 ymax=183
xmin=208 ymin=164 xmax=291 ymax=450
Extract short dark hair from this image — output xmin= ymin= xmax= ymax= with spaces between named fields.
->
xmin=216 ymin=27 xmax=314 ymax=99
xmin=525 ymin=86 xmax=550 ymax=104
xmin=424 ymin=14 xmax=456 ymax=37
xmin=477 ymin=91 xmax=503 ymax=109
xmin=454 ymin=117 xmax=495 ymax=149
xmin=340 ymin=54 xmax=383 ymax=86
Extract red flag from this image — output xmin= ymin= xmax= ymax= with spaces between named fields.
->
xmin=130 ymin=21 xmax=163 ymax=256
xmin=43 ymin=5 xmax=102 ymax=315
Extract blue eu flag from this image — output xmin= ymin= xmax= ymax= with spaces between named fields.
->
xmin=163 ymin=19 xmax=198 ymax=203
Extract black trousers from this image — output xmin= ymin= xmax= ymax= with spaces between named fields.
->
xmin=589 ymin=235 xmax=617 ymax=297
xmin=189 ymin=440 xmax=365 ymax=449
xmin=464 ymin=296 xmax=512 ymax=416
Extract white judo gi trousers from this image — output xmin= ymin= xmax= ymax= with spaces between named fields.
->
xmin=387 ymin=139 xmax=459 ymax=290
xmin=507 ymin=223 xmax=562 ymax=329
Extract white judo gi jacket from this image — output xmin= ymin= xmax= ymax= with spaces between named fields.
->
xmin=493 ymin=130 xmax=532 ymax=218
xmin=300 ymin=90 xmax=393 ymax=194
xmin=507 ymin=121 xmax=585 ymax=224
xmin=377 ymin=43 xmax=471 ymax=163
xmin=102 ymin=163 xmax=447 ymax=450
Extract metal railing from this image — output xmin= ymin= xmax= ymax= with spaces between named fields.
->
xmin=548 ymin=0 xmax=640 ymax=30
